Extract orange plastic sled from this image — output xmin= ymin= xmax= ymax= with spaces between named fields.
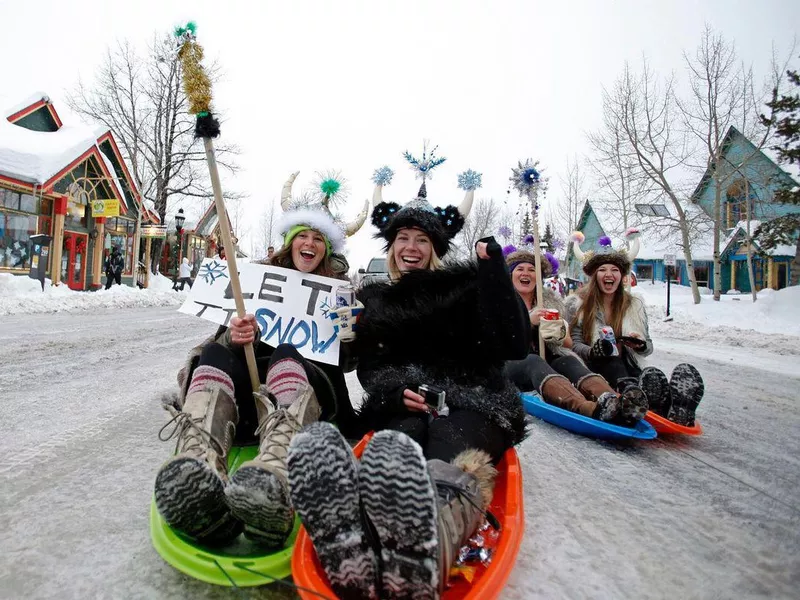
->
xmin=292 ymin=433 xmax=525 ymax=599
xmin=644 ymin=411 xmax=703 ymax=436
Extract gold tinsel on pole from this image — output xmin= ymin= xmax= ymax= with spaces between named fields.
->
xmin=177 ymin=40 xmax=212 ymax=115
xmin=175 ymin=23 xmax=219 ymax=138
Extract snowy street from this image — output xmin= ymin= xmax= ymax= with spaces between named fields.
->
xmin=2 ymin=306 xmax=799 ymax=599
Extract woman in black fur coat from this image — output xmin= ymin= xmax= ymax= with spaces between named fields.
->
xmin=288 ymin=172 xmax=529 ymax=600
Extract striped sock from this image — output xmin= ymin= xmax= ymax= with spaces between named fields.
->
xmin=187 ymin=365 xmax=235 ymax=398
xmin=267 ymin=358 xmax=309 ymax=407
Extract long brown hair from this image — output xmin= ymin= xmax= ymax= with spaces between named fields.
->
xmin=268 ymin=241 xmax=345 ymax=280
xmin=573 ymin=274 xmax=631 ymax=344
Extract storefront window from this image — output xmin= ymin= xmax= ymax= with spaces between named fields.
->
xmin=0 ymin=212 xmax=37 ymax=269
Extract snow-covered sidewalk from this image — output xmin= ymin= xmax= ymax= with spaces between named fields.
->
xmin=635 ymin=282 xmax=800 ymax=355
xmin=0 ymin=272 xmax=186 ymax=316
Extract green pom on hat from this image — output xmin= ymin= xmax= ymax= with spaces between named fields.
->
xmin=319 ymin=178 xmax=341 ymax=198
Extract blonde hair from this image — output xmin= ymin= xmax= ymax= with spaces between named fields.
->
xmin=387 ymin=242 xmax=443 ymax=280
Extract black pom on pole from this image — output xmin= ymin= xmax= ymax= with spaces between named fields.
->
xmin=195 ymin=111 xmax=221 ymax=139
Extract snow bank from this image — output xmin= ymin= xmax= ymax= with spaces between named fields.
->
xmin=0 ymin=273 xmax=185 ymax=315
xmin=633 ymin=282 xmax=800 ymax=355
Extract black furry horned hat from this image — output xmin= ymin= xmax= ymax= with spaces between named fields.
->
xmin=369 ymin=143 xmax=482 ymax=258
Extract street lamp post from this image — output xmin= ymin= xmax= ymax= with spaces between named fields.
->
xmin=175 ymin=208 xmax=186 ymax=272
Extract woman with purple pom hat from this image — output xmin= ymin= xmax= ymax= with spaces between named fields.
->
xmin=566 ymin=230 xmax=705 ymax=427
xmin=502 ymin=239 xmax=648 ymax=426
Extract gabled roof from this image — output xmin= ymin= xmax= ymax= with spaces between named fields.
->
xmin=690 ymin=125 xmax=799 ymax=204
xmin=0 ymin=93 xmax=159 ymax=224
xmin=720 ymin=220 xmax=796 ymax=258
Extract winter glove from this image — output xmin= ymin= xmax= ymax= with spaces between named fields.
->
xmin=590 ymin=337 xmax=617 ymax=359
xmin=540 ymin=318 xmax=567 ymax=344
xmin=329 ymin=300 xmax=364 ymax=343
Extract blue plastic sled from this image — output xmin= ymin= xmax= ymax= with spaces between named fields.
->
xmin=521 ymin=393 xmax=657 ymax=440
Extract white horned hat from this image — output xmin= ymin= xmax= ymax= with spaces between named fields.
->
xmin=277 ymin=170 xmax=369 ymax=255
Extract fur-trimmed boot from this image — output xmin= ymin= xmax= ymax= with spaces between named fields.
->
xmin=668 ymin=363 xmax=704 ymax=426
xmin=359 ymin=431 xmax=499 ymax=600
xmin=639 ymin=367 xmax=671 ymax=417
xmin=288 ymin=422 xmax=379 ymax=600
xmin=615 ymin=377 xmax=649 ymax=426
xmin=428 ymin=450 xmax=498 ymax=597
xmin=154 ymin=368 xmax=241 ymax=543
xmin=226 ymin=386 xmax=321 ymax=546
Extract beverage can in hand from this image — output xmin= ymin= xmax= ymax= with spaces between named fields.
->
xmin=542 ymin=309 xmax=560 ymax=321
xmin=335 ymin=284 xmax=356 ymax=308
xmin=600 ymin=325 xmax=619 ymax=356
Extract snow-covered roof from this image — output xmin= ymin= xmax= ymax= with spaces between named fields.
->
xmin=0 ymin=91 xmax=50 ymax=119
xmin=721 ymin=219 xmax=796 ymax=257
xmin=0 ymin=117 xmax=107 ymax=185
xmin=590 ymin=201 xmax=716 ymax=261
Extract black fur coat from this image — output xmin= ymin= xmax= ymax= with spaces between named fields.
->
xmin=341 ymin=242 xmax=530 ymax=447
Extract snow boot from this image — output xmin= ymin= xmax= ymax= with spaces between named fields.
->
xmin=576 ymin=374 xmax=625 ymax=423
xmin=639 ymin=367 xmax=671 ymax=417
xmin=288 ymin=422 xmax=378 ymax=600
xmin=154 ymin=385 xmax=241 ymax=543
xmin=541 ymin=374 xmax=598 ymax=418
xmin=592 ymin=392 xmax=623 ymax=423
xmin=668 ymin=363 xmax=704 ymax=426
xmin=615 ymin=377 xmax=649 ymax=427
xmin=429 ymin=450 xmax=498 ymax=597
xmin=226 ymin=386 xmax=321 ymax=547
xmin=359 ymin=431 xmax=440 ymax=600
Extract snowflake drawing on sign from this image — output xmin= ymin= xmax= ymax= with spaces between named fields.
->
xmin=197 ymin=260 xmax=229 ymax=285
xmin=318 ymin=298 xmax=333 ymax=319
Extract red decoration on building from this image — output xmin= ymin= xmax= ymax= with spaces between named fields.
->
xmin=54 ymin=195 xmax=67 ymax=215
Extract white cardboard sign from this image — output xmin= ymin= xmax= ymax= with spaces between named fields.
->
xmin=179 ymin=258 xmax=343 ymax=365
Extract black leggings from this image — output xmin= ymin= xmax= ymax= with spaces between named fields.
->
xmin=383 ymin=410 xmax=508 ymax=465
xmin=196 ymin=342 xmax=338 ymax=439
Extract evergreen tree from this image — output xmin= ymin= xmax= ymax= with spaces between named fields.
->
xmin=542 ymin=222 xmax=555 ymax=252
xmin=757 ymin=60 xmax=800 ymax=285
xmin=520 ymin=210 xmax=533 ymax=239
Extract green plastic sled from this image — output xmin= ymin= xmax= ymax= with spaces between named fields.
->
xmin=150 ymin=445 xmax=300 ymax=587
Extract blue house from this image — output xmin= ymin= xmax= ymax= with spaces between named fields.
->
xmin=566 ymin=126 xmax=797 ymax=292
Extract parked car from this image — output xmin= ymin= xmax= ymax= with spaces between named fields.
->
xmin=356 ymin=256 xmax=389 ymax=287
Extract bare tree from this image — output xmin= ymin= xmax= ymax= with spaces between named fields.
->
xmin=604 ymin=61 xmax=705 ymax=303
xmin=67 ymin=34 xmax=241 ymax=272
xmin=254 ymin=199 xmax=280 ymax=260
xmin=555 ymin=156 xmax=586 ymax=237
xmin=453 ymin=198 xmax=502 ymax=260
xmin=587 ymin=107 xmax=653 ymax=236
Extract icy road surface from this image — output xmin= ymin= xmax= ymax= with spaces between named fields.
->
xmin=1 ymin=307 xmax=798 ymax=599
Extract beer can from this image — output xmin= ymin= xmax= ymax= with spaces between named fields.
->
xmin=600 ymin=325 xmax=620 ymax=356
xmin=542 ymin=308 xmax=560 ymax=321
xmin=335 ymin=284 xmax=356 ymax=308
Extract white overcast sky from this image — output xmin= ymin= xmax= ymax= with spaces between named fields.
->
xmin=1 ymin=0 xmax=798 ymax=268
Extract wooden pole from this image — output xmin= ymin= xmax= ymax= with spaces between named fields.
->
xmin=144 ymin=237 xmax=152 ymax=288
xmin=202 ymin=137 xmax=261 ymax=392
xmin=528 ymin=191 xmax=547 ymax=358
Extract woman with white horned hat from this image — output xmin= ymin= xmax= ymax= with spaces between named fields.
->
xmin=153 ymin=171 xmax=369 ymax=549
xmin=287 ymin=146 xmax=531 ymax=600
xmin=565 ymin=230 xmax=705 ymax=427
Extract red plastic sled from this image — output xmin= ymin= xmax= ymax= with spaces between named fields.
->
xmin=644 ymin=411 xmax=703 ymax=436
xmin=292 ymin=433 xmax=525 ymax=599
